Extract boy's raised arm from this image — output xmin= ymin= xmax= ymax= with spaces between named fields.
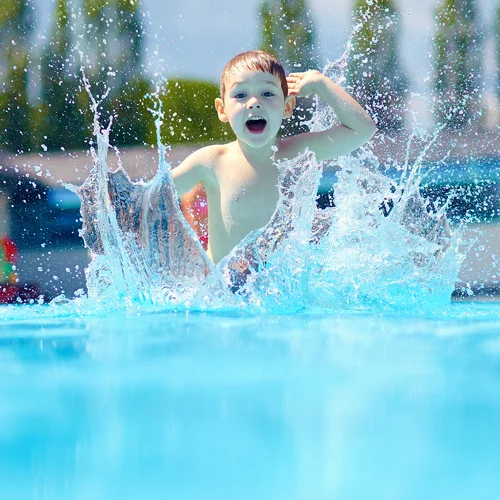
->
xmin=283 ymin=70 xmax=377 ymax=161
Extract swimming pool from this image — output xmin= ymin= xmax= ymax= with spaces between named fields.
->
xmin=1 ymin=305 xmax=499 ymax=499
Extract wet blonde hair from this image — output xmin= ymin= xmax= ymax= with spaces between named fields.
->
xmin=220 ymin=50 xmax=288 ymax=101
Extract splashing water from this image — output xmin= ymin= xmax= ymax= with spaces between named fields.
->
xmin=70 ymin=49 xmax=470 ymax=315
xmin=69 ymin=78 xmax=228 ymax=308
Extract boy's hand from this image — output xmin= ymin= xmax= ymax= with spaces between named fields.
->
xmin=280 ymin=68 xmax=377 ymax=162
xmin=286 ymin=70 xmax=324 ymax=97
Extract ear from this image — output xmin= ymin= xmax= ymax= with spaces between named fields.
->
xmin=215 ymin=98 xmax=229 ymax=123
xmin=283 ymin=96 xmax=295 ymax=119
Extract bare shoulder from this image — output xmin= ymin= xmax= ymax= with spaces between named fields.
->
xmin=274 ymin=134 xmax=309 ymax=161
xmin=173 ymin=144 xmax=227 ymax=180
xmin=171 ymin=144 xmax=228 ymax=196
xmin=181 ymin=143 xmax=227 ymax=168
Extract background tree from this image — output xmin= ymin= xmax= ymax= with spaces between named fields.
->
xmin=259 ymin=0 xmax=318 ymax=136
xmin=40 ymin=0 xmax=89 ymax=151
xmin=433 ymin=0 xmax=483 ymax=128
xmin=495 ymin=6 xmax=500 ymax=119
xmin=82 ymin=0 xmax=110 ymax=91
xmin=82 ymin=0 xmax=152 ymax=147
xmin=110 ymin=0 xmax=152 ymax=147
xmin=0 ymin=0 xmax=34 ymax=153
xmin=81 ymin=0 xmax=143 ymax=94
xmin=260 ymin=0 xmax=318 ymax=71
xmin=115 ymin=0 xmax=143 ymax=89
xmin=346 ymin=0 xmax=408 ymax=130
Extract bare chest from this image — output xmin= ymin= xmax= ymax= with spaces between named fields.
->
xmin=219 ymin=164 xmax=279 ymax=234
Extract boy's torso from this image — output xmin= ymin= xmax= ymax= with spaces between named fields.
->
xmin=203 ymin=143 xmax=280 ymax=263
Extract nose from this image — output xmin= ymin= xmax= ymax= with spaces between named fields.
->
xmin=247 ymin=97 xmax=261 ymax=109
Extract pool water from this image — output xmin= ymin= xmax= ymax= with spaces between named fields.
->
xmin=1 ymin=305 xmax=499 ymax=499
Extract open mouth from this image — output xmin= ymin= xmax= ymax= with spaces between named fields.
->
xmin=245 ymin=117 xmax=267 ymax=134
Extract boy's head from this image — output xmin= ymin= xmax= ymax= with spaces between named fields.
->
xmin=219 ymin=50 xmax=288 ymax=101
xmin=215 ymin=50 xmax=295 ymax=149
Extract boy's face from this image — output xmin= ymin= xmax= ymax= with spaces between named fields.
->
xmin=215 ymin=68 xmax=294 ymax=149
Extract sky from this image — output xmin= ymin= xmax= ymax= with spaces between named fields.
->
xmin=140 ymin=0 xmax=498 ymax=90
xmin=34 ymin=0 xmax=499 ymax=96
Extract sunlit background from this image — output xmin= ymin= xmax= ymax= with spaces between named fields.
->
xmin=2 ymin=5 xmax=500 ymax=498
xmin=0 ymin=0 xmax=499 ymax=302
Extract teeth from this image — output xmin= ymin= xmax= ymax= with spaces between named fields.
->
xmin=247 ymin=116 xmax=265 ymax=121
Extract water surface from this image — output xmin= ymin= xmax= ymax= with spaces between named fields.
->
xmin=1 ymin=307 xmax=499 ymax=499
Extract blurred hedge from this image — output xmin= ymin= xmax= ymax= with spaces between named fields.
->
xmin=109 ymin=77 xmax=233 ymax=148
xmin=0 ymin=77 xmax=233 ymax=152
xmin=154 ymin=79 xmax=234 ymax=146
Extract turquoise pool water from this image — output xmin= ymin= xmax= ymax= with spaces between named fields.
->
xmin=2 ymin=36 xmax=499 ymax=500
xmin=1 ymin=305 xmax=499 ymax=499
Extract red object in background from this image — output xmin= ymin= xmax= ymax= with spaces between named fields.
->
xmin=1 ymin=234 xmax=18 ymax=263
xmin=0 ymin=284 xmax=16 ymax=303
xmin=180 ymin=183 xmax=209 ymax=250
xmin=0 ymin=283 xmax=40 ymax=304
xmin=0 ymin=234 xmax=40 ymax=304
xmin=0 ymin=234 xmax=18 ymax=303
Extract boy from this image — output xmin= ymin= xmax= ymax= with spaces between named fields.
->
xmin=172 ymin=50 xmax=377 ymax=264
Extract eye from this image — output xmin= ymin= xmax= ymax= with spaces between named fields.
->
xmin=262 ymin=91 xmax=274 ymax=97
xmin=233 ymin=93 xmax=246 ymax=99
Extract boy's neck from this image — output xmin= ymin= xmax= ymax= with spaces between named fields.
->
xmin=235 ymin=138 xmax=277 ymax=169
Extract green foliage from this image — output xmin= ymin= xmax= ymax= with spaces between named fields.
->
xmin=27 ymin=103 xmax=48 ymax=152
xmin=259 ymin=0 xmax=319 ymax=136
xmin=0 ymin=0 xmax=30 ymax=33
xmin=433 ymin=0 xmax=482 ymax=128
xmin=82 ymin=0 xmax=144 ymax=96
xmin=346 ymin=0 xmax=408 ymax=130
xmin=83 ymin=0 xmax=108 ymax=19
xmin=115 ymin=0 xmax=144 ymax=90
xmin=79 ymin=0 xmax=155 ymax=147
xmin=3 ymin=49 xmax=32 ymax=153
xmin=82 ymin=0 xmax=115 ymax=97
xmin=495 ymin=7 xmax=500 ymax=103
xmin=89 ymin=78 xmax=227 ymax=148
xmin=0 ymin=94 xmax=9 ymax=147
xmin=259 ymin=0 xmax=318 ymax=71
xmin=34 ymin=0 xmax=148 ymax=151
xmin=117 ymin=0 xmax=140 ymax=15
xmin=156 ymin=79 xmax=233 ymax=146
xmin=0 ymin=0 xmax=34 ymax=153
xmin=1 ymin=0 xmax=246 ymax=152
xmin=108 ymin=77 xmax=153 ymax=146
xmin=0 ymin=1 xmax=22 ymax=25
xmin=40 ymin=0 xmax=89 ymax=151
